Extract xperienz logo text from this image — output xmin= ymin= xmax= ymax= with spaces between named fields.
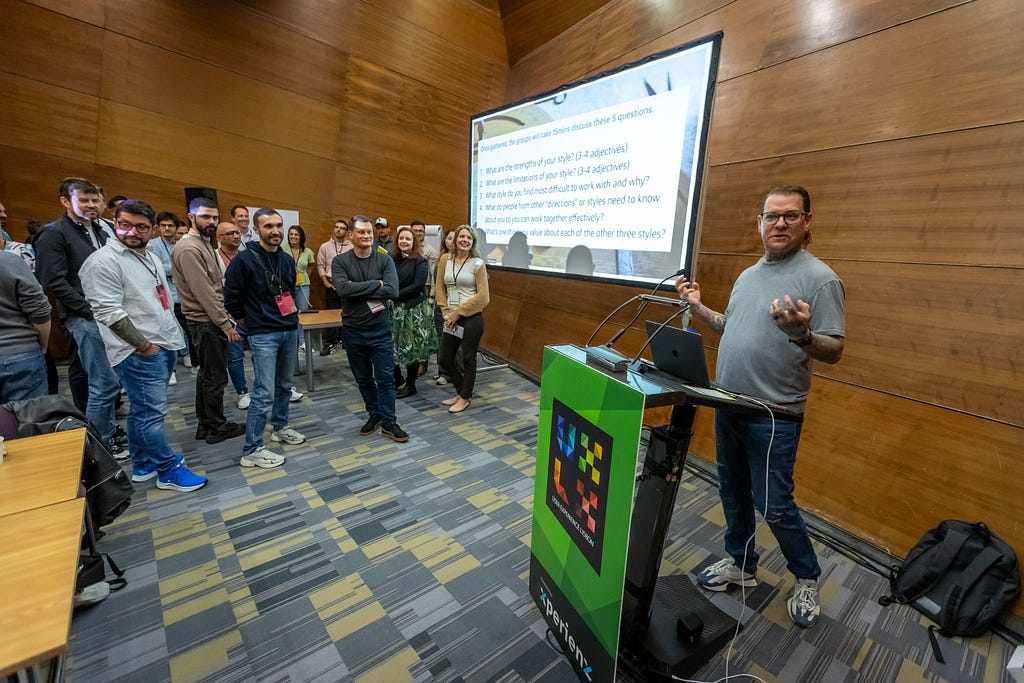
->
xmin=538 ymin=583 xmax=593 ymax=680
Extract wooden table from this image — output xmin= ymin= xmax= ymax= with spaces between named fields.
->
xmin=0 ymin=428 xmax=86 ymax=517
xmin=297 ymin=309 xmax=343 ymax=392
xmin=0 ymin=497 xmax=86 ymax=677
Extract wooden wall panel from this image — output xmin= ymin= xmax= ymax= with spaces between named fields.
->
xmin=709 ymin=0 xmax=1024 ymax=163
xmin=797 ymin=379 xmax=1024 ymax=554
xmin=342 ymin=58 xmax=474 ymax=143
xmin=96 ymin=102 xmax=335 ymax=211
xmin=701 ymin=123 xmax=1024 ymax=267
xmin=332 ymin=166 xmax=465 ymax=231
xmin=100 ymin=34 xmax=343 ymax=160
xmin=0 ymin=0 xmax=104 ymax=93
xmin=499 ymin=0 xmax=610 ymax=66
xmin=235 ymin=0 xmax=356 ymax=52
xmin=0 ymin=72 xmax=99 ymax=163
xmin=105 ymin=0 xmax=348 ymax=106
xmin=19 ymin=0 xmax=104 ymax=26
xmin=369 ymin=0 xmax=507 ymax=65
xmin=349 ymin=2 xmax=507 ymax=103
xmin=506 ymin=0 xmax=969 ymax=103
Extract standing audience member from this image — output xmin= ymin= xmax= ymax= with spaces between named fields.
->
xmin=390 ymin=227 xmax=437 ymax=398
xmin=215 ymin=222 xmax=250 ymax=409
xmin=436 ymin=225 xmax=490 ymax=414
xmin=411 ymin=220 xmax=438 ymax=378
xmin=0 ymin=251 xmax=51 ymax=402
xmin=148 ymin=211 xmax=185 ymax=385
xmin=675 ymin=185 xmax=845 ymax=628
xmin=224 ymin=208 xmax=306 ymax=468
xmin=231 ymin=205 xmax=257 ymax=247
xmin=1 ymin=227 xmax=37 ymax=271
xmin=316 ymin=218 xmax=351 ymax=356
xmin=34 ymin=177 xmax=125 ymax=456
xmin=287 ymin=225 xmax=315 ymax=313
xmin=332 ymin=216 xmax=407 ymax=442
xmin=81 ymin=200 xmax=205 ymax=492
xmin=171 ymin=197 xmax=246 ymax=445
xmin=433 ymin=227 xmax=458 ymax=385
xmin=373 ymin=217 xmax=392 ymax=254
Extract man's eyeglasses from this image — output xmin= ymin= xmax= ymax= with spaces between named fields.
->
xmin=115 ymin=220 xmax=152 ymax=234
xmin=759 ymin=211 xmax=808 ymax=225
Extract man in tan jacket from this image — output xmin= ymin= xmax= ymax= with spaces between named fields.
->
xmin=171 ymin=197 xmax=245 ymax=444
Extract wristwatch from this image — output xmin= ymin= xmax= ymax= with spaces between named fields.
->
xmin=789 ymin=331 xmax=814 ymax=347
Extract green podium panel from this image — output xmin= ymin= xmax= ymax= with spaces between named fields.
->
xmin=530 ymin=346 xmax=644 ymax=683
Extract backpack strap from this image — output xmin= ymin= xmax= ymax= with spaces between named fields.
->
xmin=897 ymin=527 xmax=971 ymax=601
xmin=936 ymin=545 xmax=1001 ymax=635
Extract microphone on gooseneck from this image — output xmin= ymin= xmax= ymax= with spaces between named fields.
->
xmin=598 ymin=268 xmax=689 ymax=350
xmin=650 ymin=268 xmax=686 ymax=295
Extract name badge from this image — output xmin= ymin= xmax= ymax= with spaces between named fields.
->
xmin=367 ymin=300 xmax=385 ymax=314
xmin=447 ymin=287 xmax=461 ymax=308
xmin=156 ymin=284 xmax=170 ymax=310
xmin=275 ymin=291 xmax=298 ymax=316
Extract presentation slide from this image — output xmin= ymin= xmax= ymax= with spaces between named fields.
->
xmin=470 ymin=33 xmax=721 ymax=287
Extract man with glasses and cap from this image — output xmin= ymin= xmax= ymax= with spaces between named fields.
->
xmin=675 ymin=185 xmax=846 ymax=629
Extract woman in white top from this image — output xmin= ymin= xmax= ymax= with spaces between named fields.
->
xmin=435 ymin=225 xmax=489 ymax=413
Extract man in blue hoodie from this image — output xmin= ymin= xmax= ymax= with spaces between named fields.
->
xmin=223 ymin=208 xmax=306 ymax=469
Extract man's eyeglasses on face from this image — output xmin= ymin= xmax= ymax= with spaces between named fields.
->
xmin=116 ymin=220 xmax=152 ymax=234
xmin=759 ymin=211 xmax=808 ymax=225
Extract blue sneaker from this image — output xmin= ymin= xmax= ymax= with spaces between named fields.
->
xmin=787 ymin=578 xmax=820 ymax=628
xmin=131 ymin=463 xmax=159 ymax=482
xmin=133 ymin=456 xmax=184 ymax=482
xmin=157 ymin=463 xmax=208 ymax=492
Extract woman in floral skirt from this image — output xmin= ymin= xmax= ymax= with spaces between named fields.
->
xmin=391 ymin=226 xmax=438 ymax=397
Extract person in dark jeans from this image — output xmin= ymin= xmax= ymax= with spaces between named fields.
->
xmin=170 ymin=197 xmax=245 ymax=445
xmin=332 ymin=215 xmax=407 ymax=443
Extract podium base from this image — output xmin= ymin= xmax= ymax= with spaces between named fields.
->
xmin=619 ymin=575 xmax=739 ymax=681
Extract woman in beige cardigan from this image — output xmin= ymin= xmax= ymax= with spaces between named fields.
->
xmin=435 ymin=225 xmax=489 ymax=413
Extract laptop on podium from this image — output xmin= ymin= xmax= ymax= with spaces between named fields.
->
xmin=643 ymin=320 xmax=711 ymax=388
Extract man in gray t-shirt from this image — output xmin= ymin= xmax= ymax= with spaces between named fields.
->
xmin=675 ymin=185 xmax=846 ymax=629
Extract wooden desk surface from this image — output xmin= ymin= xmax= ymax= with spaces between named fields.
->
xmin=0 ymin=428 xmax=86 ymax=517
xmin=298 ymin=309 xmax=342 ymax=329
xmin=0 ymin=498 xmax=85 ymax=675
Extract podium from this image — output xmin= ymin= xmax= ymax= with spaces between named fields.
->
xmin=530 ymin=345 xmax=801 ymax=683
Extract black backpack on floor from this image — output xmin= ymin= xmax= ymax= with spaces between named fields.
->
xmin=879 ymin=520 xmax=1020 ymax=662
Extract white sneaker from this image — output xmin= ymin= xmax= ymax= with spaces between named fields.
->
xmin=271 ymin=426 xmax=306 ymax=445
xmin=182 ymin=357 xmax=193 ymax=368
xmin=697 ymin=558 xmax=757 ymax=591
xmin=168 ymin=371 xmax=177 ymax=386
xmin=290 ymin=387 xmax=303 ymax=402
xmin=237 ymin=392 xmax=251 ymax=410
xmin=240 ymin=446 xmax=285 ymax=469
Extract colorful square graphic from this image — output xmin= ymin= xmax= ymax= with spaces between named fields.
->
xmin=547 ymin=398 xmax=613 ymax=573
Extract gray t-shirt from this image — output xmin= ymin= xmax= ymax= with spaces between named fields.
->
xmin=716 ymin=249 xmax=845 ymax=413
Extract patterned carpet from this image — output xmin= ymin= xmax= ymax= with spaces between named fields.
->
xmin=63 ymin=347 xmax=1019 ymax=682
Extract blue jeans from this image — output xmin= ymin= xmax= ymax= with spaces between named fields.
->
xmin=227 ymin=338 xmax=248 ymax=395
xmin=342 ymin=324 xmax=397 ymax=428
xmin=714 ymin=410 xmax=820 ymax=580
xmin=245 ymin=328 xmax=298 ymax=454
xmin=65 ymin=316 xmax=121 ymax=442
xmin=0 ymin=349 xmax=47 ymax=402
xmin=295 ymin=284 xmax=310 ymax=312
xmin=114 ymin=348 xmax=181 ymax=475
